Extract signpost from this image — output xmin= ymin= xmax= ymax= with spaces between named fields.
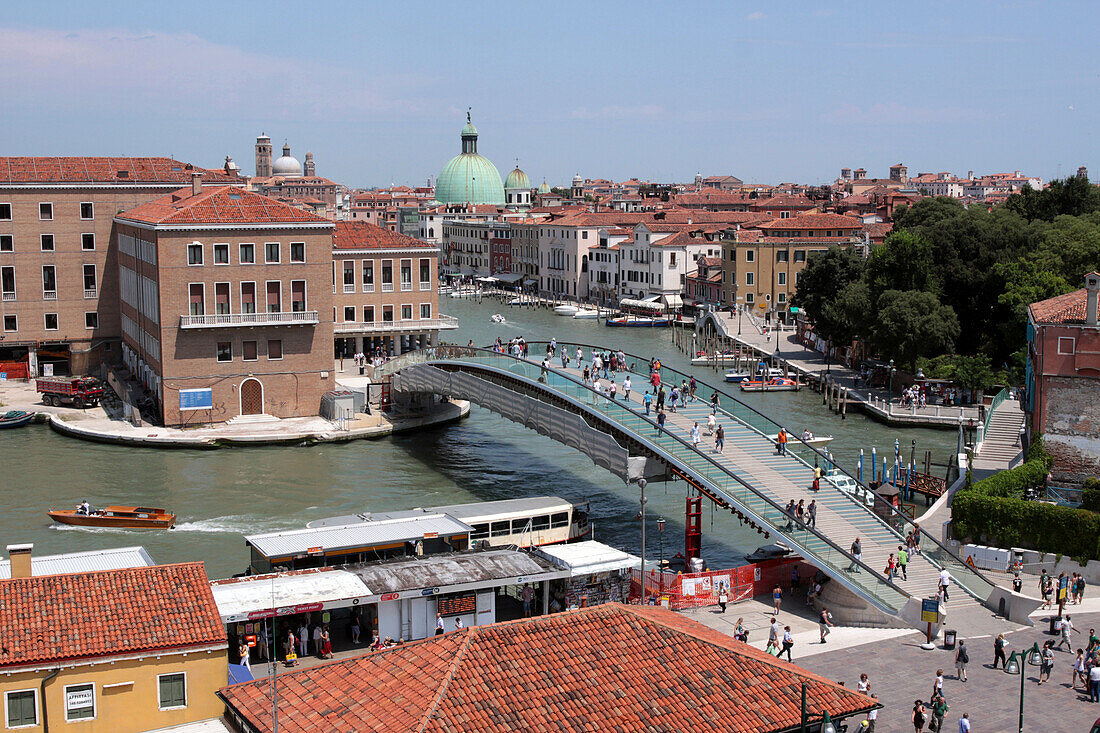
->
xmin=180 ymin=387 xmax=214 ymax=411
xmin=920 ymin=598 xmax=940 ymax=650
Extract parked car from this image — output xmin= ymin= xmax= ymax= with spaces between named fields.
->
xmin=36 ymin=376 xmax=104 ymax=408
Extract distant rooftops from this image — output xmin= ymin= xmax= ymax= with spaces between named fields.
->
xmin=0 ymin=156 xmax=240 ymax=185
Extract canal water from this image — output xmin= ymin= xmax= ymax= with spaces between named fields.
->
xmin=0 ymin=296 xmax=958 ymax=579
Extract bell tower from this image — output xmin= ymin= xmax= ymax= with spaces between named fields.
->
xmin=255 ymin=133 xmax=272 ymax=178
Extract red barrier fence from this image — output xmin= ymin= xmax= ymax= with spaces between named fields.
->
xmin=630 ymin=557 xmax=819 ymax=610
xmin=0 ymin=362 xmax=30 ymax=380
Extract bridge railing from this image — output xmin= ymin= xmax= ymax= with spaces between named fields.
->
xmin=518 ymin=341 xmax=996 ymax=605
xmin=397 ymin=345 xmax=914 ymax=614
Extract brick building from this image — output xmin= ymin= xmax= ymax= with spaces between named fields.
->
xmin=0 ymin=157 xmax=243 ymax=377
xmin=1025 ymin=273 xmax=1100 ymax=485
xmin=114 ymin=179 xmax=335 ymax=426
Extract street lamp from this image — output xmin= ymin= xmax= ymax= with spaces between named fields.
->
xmin=637 ymin=479 xmax=648 ymax=603
xmin=736 ymin=297 xmax=744 ymax=335
xmin=1004 ymin=642 xmax=1042 ymax=733
xmin=657 ymin=517 xmax=666 ymax=571
xmin=887 ymin=359 xmax=896 ymax=405
xmin=800 ymin=682 xmax=839 ymax=733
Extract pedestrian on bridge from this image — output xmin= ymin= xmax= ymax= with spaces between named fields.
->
xmin=710 ymin=390 xmax=720 ymax=414
xmin=938 ymin=568 xmax=952 ymax=603
xmin=714 ymin=424 xmax=725 ymax=453
xmin=807 ymin=500 xmax=817 ymax=529
xmin=656 ymin=409 xmax=666 ymax=435
xmin=656 ymin=385 xmax=666 ymax=411
xmin=776 ymin=428 xmax=788 ymax=455
xmin=622 ymin=376 xmax=631 ymax=400
xmin=898 ymin=546 xmax=909 ymax=580
xmin=643 ymin=391 xmax=653 ymax=414
xmin=576 ymin=346 xmax=583 ymax=365
xmin=689 ymin=376 xmax=697 ymax=401
xmin=690 ymin=422 xmax=701 ymax=449
xmin=669 ymin=386 xmax=679 ymax=412
xmin=706 ymin=413 xmax=716 ymax=434
xmin=848 ymin=538 xmax=862 ymax=573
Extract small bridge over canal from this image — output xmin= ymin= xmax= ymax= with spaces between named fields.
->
xmin=377 ymin=342 xmax=1025 ymax=629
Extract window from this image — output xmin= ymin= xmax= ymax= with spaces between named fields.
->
xmin=344 ymin=306 xmax=356 ymax=322
xmin=80 ymin=202 xmax=94 ymax=220
xmin=85 ymin=312 xmax=99 ymax=329
xmin=794 ymin=250 xmax=806 ymax=262
xmin=1058 ymin=337 xmax=1076 ymax=355
xmin=0 ymin=203 xmax=10 ymax=221
xmin=240 ymin=282 xmax=256 ymax=314
xmin=187 ymin=243 xmax=203 ymax=265
xmin=401 ymin=304 xmax=413 ymax=320
xmin=44 ymin=313 xmax=58 ymax=330
xmin=778 ymin=293 xmax=787 ymax=304
xmin=157 ymin=673 xmax=187 ymax=710
xmin=40 ymin=234 xmax=54 ymax=252
xmin=290 ymin=242 xmax=305 ymax=262
xmin=470 ymin=523 xmax=490 ymax=539
xmin=2 ymin=266 xmax=15 ymax=299
xmin=216 ymin=342 xmax=232 ymax=362
xmin=745 ymin=249 xmax=755 ymax=262
xmin=490 ymin=520 xmax=511 ymax=537
xmin=400 ymin=259 xmax=412 ymax=290
xmin=778 ymin=272 xmax=787 ymax=286
xmin=420 ymin=303 xmax=431 ymax=319
xmin=363 ymin=306 xmax=374 ymax=323
xmin=81 ymin=233 xmax=95 ymax=251
xmin=382 ymin=305 xmax=393 ymax=322
xmin=291 ymin=280 xmax=306 ymax=312
xmin=419 ymin=258 xmax=431 ymax=289
xmin=42 ymin=265 xmax=56 ymax=297
xmin=189 ymin=283 xmax=205 ymax=316
xmin=0 ymin=235 xmax=10 ymax=252
xmin=5 ymin=689 xmax=37 ymax=728
xmin=266 ymin=282 xmax=281 ymax=313
xmin=3 ymin=315 xmax=15 ymax=332
xmin=745 ymin=293 xmax=755 ymax=304
xmin=265 ymin=242 xmax=280 ymax=263
xmin=39 ymin=203 xmax=53 ymax=220
xmin=362 ymin=261 xmax=374 ymax=292
xmin=239 ymin=243 xmax=255 ymax=264
xmin=83 ymin=264 xmax=97 ymax=296
xmin=669 ymin=252 xmax=677 ymax=267
xmin=776 ymin=250 xmax=789 ymax=263
xmin=243 ymin=340 xmax=258 ymax=361
xmin=267 ymin=339 xmax=282 ymax=360
xmin=745 ymin=272 xmax=754 ymax=286
xmin=342 ymin=261 xmax=355 ymax=292
xmin=215 ymin=282 xmax=231 ymax=314
xmin=213 ymin=243 xmax=229 ymax=264
xmin=381 ymin=260 xmax=393 ymax=292
xmin=531 ymin=514 xmax=551 ymax=531
xmin=64 ymin=683 xmax=95 ymax=721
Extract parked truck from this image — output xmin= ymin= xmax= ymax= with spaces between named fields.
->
xmin=36 ymin=376 xmax=105 ymax=408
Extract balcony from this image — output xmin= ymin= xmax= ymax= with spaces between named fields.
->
xmin=2 ymin=292 xmax=14 ymax=302
xmin=43 ymin=290 xmax=57 ymax=300
xmin=84 ymin=289 xmax=97 ymax=299
xmin=179 ymin=311 xmax=319 ymax=329
xmin=333 ymin=314 xmax=459 ymax=335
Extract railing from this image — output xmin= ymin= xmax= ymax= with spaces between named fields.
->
xmin=2 ymin=292 xmax=15 ymax=302
xmin=179 ymin=311 xmax=319 ymax=328
xmin=84 ymin=288 xmax=97 ymax=299
xmin=43 ymin=291 xmax=57 ymax=300
xmin=333 ymin=314 xmax=459 ymax=335
xmin=398 ymin=345 xmax=914 ymax=614
xmin=343 ymin=283 xmax=356 ymax=293
xmin=978 ymin=387 xmax=1009 ymax=448
xmin=395 ymin=340 xmax=997 ymax=609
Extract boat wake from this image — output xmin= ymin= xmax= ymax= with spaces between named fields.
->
xmin=172 ymin=515 xmax=300 ymax=534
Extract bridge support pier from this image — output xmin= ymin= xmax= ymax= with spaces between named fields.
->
xmin=813 ymin=577 xmax=909 ymax=630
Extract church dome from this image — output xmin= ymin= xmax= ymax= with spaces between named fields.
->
xmin=435 ymin=115 xmax=504 ymax=206
xmin=272 ymin=142 xmax=303 ymax=177
xmin=504 ymin=166 xmax=531 ymax=191
xmin=538 ymin=180 xmax=551 ymax=194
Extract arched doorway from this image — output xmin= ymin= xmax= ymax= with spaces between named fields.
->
xmin=240 ymin=378 xmax=264 ymax=416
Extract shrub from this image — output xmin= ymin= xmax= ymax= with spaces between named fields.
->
xmin=1082 ymin=477 xmax=1100 ymax=512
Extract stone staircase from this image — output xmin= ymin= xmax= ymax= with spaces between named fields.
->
xmin=225 ymin=413 xmax=280 ymax=426
xmin=974 ymin=399 xmax=1025 ymax=470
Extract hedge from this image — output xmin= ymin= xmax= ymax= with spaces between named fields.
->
xmin=952 ymin=437 xmax=1100 ymax=562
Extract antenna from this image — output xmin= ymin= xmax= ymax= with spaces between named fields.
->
xmin=467 ymin=107 xmax=471 ymax=124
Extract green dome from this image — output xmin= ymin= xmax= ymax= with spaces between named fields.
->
xmin=537 ymin=179 xmax=551 ymax=194
xmin=436 ymin=117 xmax=504 ymax=205
xmin=504 ymin=166 xmax=531 ymax=190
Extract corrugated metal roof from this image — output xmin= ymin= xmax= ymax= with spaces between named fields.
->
xmin=350 ymin=549 xmax=563 ymax=594
xmin=211 ymin=569 xmax=371 ymax=621
xmin=246 ymin=514 xmax=474 ymax=559
xmin=535 ymin=541 xmax=640 ymax=576
xmin=308 ymin=496 xmax=574 ymax=528
xmin=0 ymin=546 xmax=155 ymax=579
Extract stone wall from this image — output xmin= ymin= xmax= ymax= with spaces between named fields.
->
xmin=1042 ymin=377 xmax=1100 ymax=486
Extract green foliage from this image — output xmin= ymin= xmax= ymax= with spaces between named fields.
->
xmin=952 ymin=355 xmax=996 ymax=396
xmin=792 ymin=247 xmax=865 ymax=344
xmin=968 ymin=459 xmax=1049 ymax=499
xmin=953 ymin=492 xmax=1100 ymax=561
xmin=870 ymin=290 xmax=959 ymax=370
xmin=1082 ymin=478 xmax=1100 ymax=512
xmin=865 ymin=230 xmax=940 ymax=299
xmin=1004 ymin=176 xmax=1100 ymax=222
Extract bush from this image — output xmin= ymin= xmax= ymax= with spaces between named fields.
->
xmin=1082 ymin=477 xmax=1100 ymax=512
xmin=968 ymin=457 xmax=1049 ymax=499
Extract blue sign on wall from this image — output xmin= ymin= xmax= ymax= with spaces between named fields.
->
xmin=180 ymin=388 xmax=214 ymax=410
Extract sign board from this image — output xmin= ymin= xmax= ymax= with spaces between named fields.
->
xmin=921 ymin=598 xmax=940 ymax=624
xmin=437 ymin=591 xmax=477 ymax=617
xmin=42 ymin=363 xmax=54 ymax=377
xmin=180 ymin=387 xmax=213 ymax=411
xmin=379 ymin=592 xmax=399 ymax=602
xmin=65 ymin=687 xmax=93 ymax=712
xmin=423 ymin=531 xmax=439 ymax=539
xmin=788 ymin=306 xmax=801 ymax=314
xmin=307 ymin=546 xmax=324 ymax=556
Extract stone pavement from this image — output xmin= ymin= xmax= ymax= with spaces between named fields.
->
xmin=796 ymin=608 xmax=1100 ymax=733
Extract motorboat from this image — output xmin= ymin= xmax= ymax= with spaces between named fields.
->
xmin=0 ymin=410 xmax=35 ymax=428
xmin=48 ymin=505 xmax=176 ymax=529
xmin=824 ymin=470 xmax=875 ymax=507
xmin=691 ymin=351 xmax=740 ymax=366
xmin=723 ymin=371 xmax=752 ymax=383
xmin=605 ymin=315 xmax=672 ymax=327
xmin=739 ymin=377 xmax=799 ymax=392
xmin=572 ymin=308 xmax=600 ymax=319
xmin=744 ymin=542 xmax=792 ymax=563
xmin=553 ymin=304 xmax=579 ymax=316
xmin=767 ymin=432 xmax=833 ymax=447
xmin=490 ymin=314 xmax=506 ymax=323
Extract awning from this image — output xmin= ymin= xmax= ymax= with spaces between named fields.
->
xmin=619 ymin=298 xmax=666 ymax=312
xmin=494 ymin=272 xmax=524 ymax=284
xmin=534 ymin=541 xmax=640 ymax=576
xmin=210 ymin=569 xmax=372 ymax=622
xmin=476 ymin=276 xmax=498 ymax=283
xmin=662 ymin=294 xmax=684 ymax=309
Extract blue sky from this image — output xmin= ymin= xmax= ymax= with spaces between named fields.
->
xmin=0 ymin=1 xmax=1095 ymax=188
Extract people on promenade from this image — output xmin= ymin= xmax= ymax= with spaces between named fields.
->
xmin=691 ymin=422 xmax=701 ymax=449
xmin=769 ymin=616 xmax=780 ymax=647
xmin=1038 ymin=641 xmax=1054 ymax=684
xmin=1089 ymin=657 xmax=1100 ymax=701
xmin=714 ymin=424 xmax=725 ymax=453
xmin=1073 ymin=648 xmax=1087 ymax=689
xmin=912 ymin=700 xmax=927 ymax=733
xmin=669 ymin=386 xmax=679 ymax=412
xmin=819 ymin=606 xmax=833 ymax=643
xmin=776 ymin=428 xmax=788 ymax=455
xmin=622 ymin=376 xmax=631 ymax=400
xmin=656 ymin=409 xmax=666 ymax=435
xmin=993 ymin=634 xmax=1007 ymax=670
xmin=733 ymin=617 xmax=747 ymax=641
xmin=957 ymin=712 xmax=970 ymax=733
xmin=938 ymin=568 xmax=952 ymax=603
xmin=710 ymin=390 xmax=720 ymax=414
xmin=1057 ymin=614 xmax=1079 ymax=650
xmin=643 ymin=390 xmax=653 ymax=415
xmin=932 ymin=669 xmax=944 ymax=699
xmin=898 ymin=545 xmax=909 ymax=580
xmin=781 ymin=625 xmax=794 ymax=661
xmin=954 ymin=639 xmax=968 ymax=682
xmin=784 ymin=500 xmax=797 ymax=531
xmin=930 ymin=692 xmax=948 ymax=732
xmin=706 ymin=413 xmax=715 ymax=435
xmin=773 ymin=585 xmax=783 ymax=615
xmin=807 ymin=499 xmax=817 ymax=529
xmin=848 ymin=537 xmax=862 ymax=572
xmin=656 ymin=385 xmax=666 ymax=411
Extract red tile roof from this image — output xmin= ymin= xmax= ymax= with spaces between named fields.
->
xmin=0 ymin=562 xmax=225 ymax=669
xmin=0 ymin=156 xmax=240 ymax=184
xmin=333 ymin=220 xmax=435 ymax=250
xmin=762 ymin=213 xmax=864 ymax=231
xmin=218 ymin=603 xmax=875 ymax=733
xmin=117 ymin=186 xmax=330 ymax=226
xmin=1028 ymin=285 xmax=1094 ymax=325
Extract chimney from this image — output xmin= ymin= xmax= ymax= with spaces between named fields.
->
xmin=1086 ymin=272 xmax=1100 ymax=327
xmin=7 ymin=544 xmax=32 ymax=579
xmin=191 ymin=171 xmax=203 ymax=197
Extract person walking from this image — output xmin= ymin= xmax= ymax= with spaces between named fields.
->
xmin=622 ymin=376 xmax=631 ymax=400
xmin=885 ymin=553 xmax=897 ymax=581
xmin=691 ymin=422 xmax=701 ymax=449
xmin=768 ymin=616 xmax=780 ymax=648
xmin=938 ymin=568 xmax=952 ymax=603
xmin=320 ymin=626 xmax=332 ymax=659
xmin=812 ymin=463 xmax=823 ymax=491
xmin=954 ymin=639 xmax=969 ymax=682
xmin=257 ymin=623 xmax=269 ymax=661
xmin=1057 ymin=614 xmax=1078 ymax=650
xmin=669 ymin=386 xmax=679 ymax=413
xmin=772 ymin=585 xmax=783 ymax=615
xmin=993 ymin=633 xmax=1008 ymax=670
xmin=656 ymin=409 xmax=666 ymax=435
xmin=957 ymin=713 xmax=970 ymax=733
xmin=297 ymin=621 xmax=310 ymax=658
xmin=284 ymin=629 xmax=298 ymax=666
xmin=930 ymin=693 xmax=949 ymax=733
xmin=932 ymin=669 xmax=944 ymax=699
xmin=1089 ymin=657 xmax=1100 ymax=702
xmin=643 ymin=390 xmax=653 ymax=415
xmin=1073 ymin=648 xmax=1087 ymax=690
xmin=848 ymin=537 xmax=862 ymax=572
xmin=776 ymin=428 xmax=788 ymax=455
xmin=898 ymin=545 xmax=909 ymax=580
xmin=717 ymin=582 xmax=728 ymax=613
xmin=710 ymin=390 xmax=719 ymax=415
xmin=780 ymin=625 xmax=794 ymax=661
xmin=689 ymin=376 xmax=697 ymax=401
xmin=857 ymin=673 xmax=870 ymax=694
xmin=807 ymin=499 xmax=817 ymax=529
xmin=312 ymin=624 xmax=324 ymax=658
xmin=435 ymin=613 xmax=445 ymax=635
xmin=912 ymin=700 xmax=927 ymax=733
xmin=656 ymin=385 xmax=666 ymax=411
xmin=522 ymin=583 xmax=534 ymax=617
xmin=714 ymin=424 xmax=725 ymax=453
xmin=238 ymin=639 xmax=251 ymax=670
xmin=706 ymin=413 xmax=716 ymax=435
xmin=819 ymin=606 xmax=833 ymax=643
xmin=864 ymin=694 xmax=878 ymax=732
xmin=733 ymin=617 xmax=747 ymax=642
xmin=1038 ymin=641 xmax=1054 ymax=684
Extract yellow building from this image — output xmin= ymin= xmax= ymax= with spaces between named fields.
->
xmin=0 ymin=547 xmax=227 ymax=732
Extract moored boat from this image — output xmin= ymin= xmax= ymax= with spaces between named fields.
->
xmin=0 ymin=410 xmax=35 ymax=428
xmin=605 ymin=315 xmax=671 ymax=327
xmin=553 ymin=304 xmax=579 ymax=316
xmin=572 ymin=308 xmax=600 ymax=319
xmin=48 ymin=505 xmax=176 ymax=529
xmin=766 ymin=433 xmax=833 ymax=447
xmin=739 ymin=377 xmax=799 ymax=392
xmin=723 ymin=371 xmax=752 ymax=383
xmin=691 ymin=352 xmax=740 ymax=366
xmin=490 ymin=314 xmax=506 ymax=323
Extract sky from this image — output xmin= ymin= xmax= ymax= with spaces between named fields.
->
xmin=0 ymin=1 xmax=1096 ymax=188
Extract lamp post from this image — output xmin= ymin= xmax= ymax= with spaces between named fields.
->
xmin=799 ymin=682 xmax=839 ymax=733
xmin=1005 ymin=642 xmax=1042 ymax=733
xmin=657 ymin=517 xmax=666 ymax=571
xmin=887 ymin=358 xmax=896 ymax=407
xmin=638 ymin=478 xmax=648 ymax=603
xmin=737 ymin=296 xmax=744 ymax=336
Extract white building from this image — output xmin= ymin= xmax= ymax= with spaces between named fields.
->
xmin=618 ymin=224 xmax=724 ymax=307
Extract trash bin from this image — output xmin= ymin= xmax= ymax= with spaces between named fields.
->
xmin=359 ymin=366 xmax=365 ymax=375
xmin=1049 ymin=616 xmax=1060 ymax=635
xmin=943 ymin=629 xmax=957 ymax=650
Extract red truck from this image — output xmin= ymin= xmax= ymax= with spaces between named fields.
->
xmin=36 ymin=376 xmax=105 ymax=408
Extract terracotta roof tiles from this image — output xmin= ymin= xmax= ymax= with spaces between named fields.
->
xmin=0 ymin=156 xmax=239 ymax=184
xmin=117 ymin=186 xmax=330 ymax=226
xmin=1028 ymin=285 xmax=1095 ymax=325
xmin=762 ymin=213 xmax=864 ymax=231
xmin=333 ymin=220 xmax=435 ymax=250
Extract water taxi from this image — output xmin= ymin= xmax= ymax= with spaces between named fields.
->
xmin=48 ymin=505 xmax=176 ymax=529
xmin=490 ymin=313 xmax=506 ymax=323
xmin=766 ymin=432 xmax=833 ymax=447
xmin=605 ymin=315 xmax=671 ymax=327
xmin=553 ymin=304 xmax=579 ymax=316
xmin=739 ymin=377 xmax=799 ymax=392
xmin=572 ymin=308 xmax=600 ymax=319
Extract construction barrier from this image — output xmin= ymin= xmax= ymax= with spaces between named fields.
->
xmin=629 ymin=556 xmax=819 ymax=609
xmin=0 ymin=361 xmax=30 ymax=380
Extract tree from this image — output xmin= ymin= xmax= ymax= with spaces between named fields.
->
xmin=870 ymin=290 xmax=960 ymax=370
xmin=791 ymin=247 xmax=864 ymax=341
xmin=864 ymin=230 xmax=939 ymax=299
xmin=1005 ymin=175 xmax=1100 ymax=222
xmin=819 ymin=281 xmax=872 ymax=346
xmin=952 ymin=354 xmax=996 ymax=401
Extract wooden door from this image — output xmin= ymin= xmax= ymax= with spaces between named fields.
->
xmin=240 ymin=379 xmax=263 ymax=415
